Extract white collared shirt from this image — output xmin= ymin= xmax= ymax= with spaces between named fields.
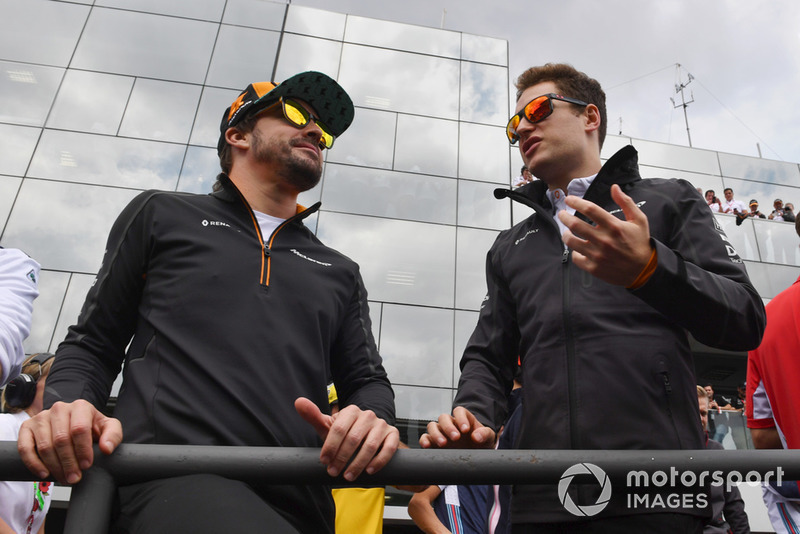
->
xmin=545 ymin=175 xmax=598 ymax=240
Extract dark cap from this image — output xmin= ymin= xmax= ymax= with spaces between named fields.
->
xmin=217 ymin=71 xmax=354 ymax=154
xmin=749 ymin=199 xmax=759 ymax=206
xmin=775 ymin=198 xmax=783 ymax=204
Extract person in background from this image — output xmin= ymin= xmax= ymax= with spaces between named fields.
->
xmin=0 ymin=353 xmax=55 ymax=534
xmin=408 ymin=484 xmax=491 ymax=534
xmin=721 ymin=188 xmax=748 ymax=217
xmin=0 ymin=247 xmax=40 ymax=387
xmin=747 ymin=200 xmax=766 ymax=219
xmin=17 ymin=71 xmax=398 ymax=534
xmin=769 ymin=198 xmax=786 ymax=221
xmin=746 ymin=219 xmax=800 ymax=533
xmin=697 ymin=386 xmax=750 ymax=534
xmin=513 ymin=165 xmax=534 ymax=187
xmin=421 ymin=62 xmax=765 ymax=533
xmin=705 ymin=190 xmax=722 ymax=213
xmin=783 ymin=203 xmax=795 ymax=223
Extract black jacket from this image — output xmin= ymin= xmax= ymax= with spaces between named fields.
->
xmin=45 ymin=175 xmax=395 ymax=532
xmin=454 ymin=146 xmax=766 ymax=523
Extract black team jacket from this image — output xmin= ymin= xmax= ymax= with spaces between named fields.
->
xmin=454 ymin=146 xmax=765 ymax=524
xmin=44 ymin=174 xmax=395 ymax=533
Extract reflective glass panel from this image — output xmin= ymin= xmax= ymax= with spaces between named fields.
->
xmin=460 ymin=62 xmax=508 ymax=126
xmin=379 ymin=304 xmax=454 ymax=388
xmin=119 ymin=79 xmax=202 ymax=143
xmin=325 ymin=108 xmax=396 ymax=170
xmin=285 ymin=5 xmax=345 ymax=40
xmin=639 ymin=165 xmax=725 ymax=200
xmin=338 ymin=44 xmax=460 ymax=120
xmin=743 ymin=261 xmax=800 ymax=300
xmin=392 ymin=384 xmax=454 ymax=421
xmin=461 ymin=33 xmax=506 ymax=66
xmin=22 ymin=270 xmax=70 ymax=354
xmin=394 ymin=115 xmax=458 ymax=177
xmin=223 ymin=0 xmax=286 ymax=29
xmin=632 ymin=139 xmax=721 ymax=176
xmin=321 ymin=164 xmax=456 ymax=225
xmin=0 ymin=0 xmax=88 ymax=66
xmin=601 ymin=135 xmax=633 ymax=160
xmin=50 ymin=273 xmax=96 ymax=351
xmin=46 ymin=70 xmax=134 ymax=135
xmin=455 ymin=227 xmax=498 ymax=310
xmin=713 ymin=213 xmax=759 ymax=262
xmin=72 ymin=8 xmax=218 ymax=84
xmin=96 ymin=0 xmax=226 ymax=21
xmin=453 ymin=310 xmax=479 ymax=385
xmin=2 ymin=179 xmax=139 ymax=273
xmin=0 ymin=124 xmax=40 ymax=176
xmin=190 ymin=87 xmax=240 ymax=147
xmin=719 ymin=152 xmax=800 ymax=186
xmin=273 ymin=34 xmax=343 ymax=83
xmin=458 ymin=180 xmax=509 ymax=230
xmin=459 ymin=122 xmax=510 ymax=183
xmin=0 ymin=62 xmax=63 ymax=127
xmin=206 ymin=25 xmax=280 ymax=89
xmin=28 ymin=130 xmax=184 ymax=190
xmin=316 ymin=212 xmax=456 ymax=308
xmin=752 ymin=219 xmax=800 ymax=266
xmin=344 ymin=16 xmax=460 ymax=58
xmin=0 ymin=175 xmax=21 ymax=235
xmin=177 ymin=146 xmax=220 ymax=194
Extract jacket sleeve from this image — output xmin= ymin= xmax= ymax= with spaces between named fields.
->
xmin=330 ymin=267 xmax=396 ymax=425
xmin=0 ymin=248 xmax=40 ymax=386
xmin=723 ymin=485 xmax=751 ymax=534
xmin=44 ymin=192 xmax=154 ymax=410
xmin=631 ymin=179 xmax=766 ymax=351
xmin=452 ymin=245 xmax=519 ymax=430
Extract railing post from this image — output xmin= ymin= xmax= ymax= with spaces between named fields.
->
xmin=63 ymin=466 xmax=116 ymax=534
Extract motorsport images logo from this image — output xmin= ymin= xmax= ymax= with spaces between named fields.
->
xmin=558 ymin=463 xmax=612 ymax=517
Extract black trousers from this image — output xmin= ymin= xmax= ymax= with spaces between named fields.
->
xmin=511 ymin=513 xmax=704 ymax=533
xmin=110 ymin=474 xmax=305 ymax=534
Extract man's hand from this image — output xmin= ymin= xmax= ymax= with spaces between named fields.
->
xmin=295 ymin=397 xmax=399 ymax=482
xmin=418 ymin=407 xmax=496 ymax=450
xmin=17 ymin=400 xmax=123 ymax=485
xmin=558 ymin=184 xmax=653 ymax=287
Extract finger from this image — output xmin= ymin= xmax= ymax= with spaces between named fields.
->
xmin=609 ymin=184 xmax=647 ymax=226
xmin=436 ymin=412 xmax=462 ymax=443
xmin=18 ymin=420 xmax=51 ymax=481
xmin=340 ymin=417 xmax=396 ymax=480
xmin=295 ymin=397 xmax=332 ymax=440
xmin=57 ymin=401 xmax=97 ymax=484
xmin=320 ymin=405 xmax=361 ymax=476
xmin=361 ymin=426 xmax=400 ymax=477
xmin=94 ymin=415 xmax=123 ymax=456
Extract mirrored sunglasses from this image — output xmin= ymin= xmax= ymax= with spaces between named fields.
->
xmin=506 ymin=93 xmax=589 ymax=144
xmin=260 ymin=98 xmax=336 ymax=149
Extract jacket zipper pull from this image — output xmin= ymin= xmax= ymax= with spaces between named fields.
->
xmin=562 ymin=248 xmax=570 ymax=263
xmin=662 ymin=372 xmax=672 ymax=395
xmin=263 ymin=243 xmax=270 ymax=257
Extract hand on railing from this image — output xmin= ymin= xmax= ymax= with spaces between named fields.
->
xmin=419 ymin=406 xmax=496 ymax=450
xmin=294 ymin=397 xmax=399 ymax=482
xmin=17 ymin=400 xmax=123 ymax=485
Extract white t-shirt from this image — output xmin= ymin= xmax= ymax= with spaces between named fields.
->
xmin=0 ymin=248 xmax=40 ymax=386
xmin=722 ymin=199 xmax=747 ymax=214
xmin=0 ymin=412 xmax=52 ymax=534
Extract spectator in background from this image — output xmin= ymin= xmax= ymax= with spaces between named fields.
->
xmin=697 ymin=386 xmax=750 ymax=534
xmin=746 ymin=218 xmax=800 ymax=532
xmin=408 ymin=484 xmax=491 ymax=534
xmin=0 ymin=247 xmax=40 ymax=387
xmin=769 ymin=198 xmax=786 ymax=221
xmin=784 ymin=203 xmax=796 ymax=223
xmin=513 ymin=165 xmax=534 ymax=187
xmin=747 ymin=200 xmax=766 ymax=219
xmin=705 ymin=190 xmax=722 ymax=212
xmin=722 ymin=188 xmax=748 ymax=217
xmin=0 ymin=353 xmax=55 ymax=534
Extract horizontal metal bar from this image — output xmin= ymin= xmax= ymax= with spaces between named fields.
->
xmin=3 ymin=441 xmax=800 ymax=485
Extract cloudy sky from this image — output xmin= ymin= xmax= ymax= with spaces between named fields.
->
xmin=292 ymin=0 xmax=800 ymax=164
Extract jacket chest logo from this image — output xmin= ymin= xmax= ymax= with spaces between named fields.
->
xmin=291 ymin=248 xmax=332 ymax=267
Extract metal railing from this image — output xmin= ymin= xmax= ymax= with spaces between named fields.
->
xmin=2 ymin=442 xmax=800 ymax=533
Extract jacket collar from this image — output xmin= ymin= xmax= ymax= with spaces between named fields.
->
xmin=211 ymin=173 xmax=321 ymax=223
xmin=495 ymin=145 xmax=641 ymax=212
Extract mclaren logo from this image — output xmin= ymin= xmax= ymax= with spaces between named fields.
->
xmin=515 ymin=228 xmax=539 ymax=245
xmin=291 ymin=249 xmax=331 ymax=267
xmin=608 ymin=200 xmax=646 ymax=216
xmin=558 ymin=463 xmax=612 ymax=517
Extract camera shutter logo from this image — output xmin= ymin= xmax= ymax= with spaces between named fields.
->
xmin=558 ymin=463 xmax=612 ymax=517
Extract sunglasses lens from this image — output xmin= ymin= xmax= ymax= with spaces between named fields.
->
xmin=525 ymin=95 xmax=552 ymax=123
xmin=506 ymin=115 xmax=521 ymax=144
xmin=284 ymin=100 xmax=335 ymax=149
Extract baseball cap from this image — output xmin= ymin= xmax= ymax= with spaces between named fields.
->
xmin=774 ymin=198 xmax=783 ymax=204
xmin=217 ymin=71 xmax=355 ymax=154
xmin=749 ymin=199 xmax=758 ymax=206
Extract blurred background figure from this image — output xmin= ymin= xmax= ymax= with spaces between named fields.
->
xmin=0 ymin=247 xmax=40 ymax=387
xmin=0 ymin=353 xmax=55 ymax=534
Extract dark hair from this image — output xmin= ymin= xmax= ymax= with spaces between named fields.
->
xmin=218 ymin=112 xmax=261 ymax=175
xmin=520 ymin=165 xmax=528 ymax=174
xmin=724 ymin=188 xmax=733 ymax=194
xmin=514 ymin=63 xmax=607 ymax=149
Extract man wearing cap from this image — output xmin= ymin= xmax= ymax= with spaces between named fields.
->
xmin=769 ymin=198 xmax=786 ymax=221
xmin=747 ymin=200 xmax=766 ymax=219
xmin=18 ymin=72 xmax=398 ymax=533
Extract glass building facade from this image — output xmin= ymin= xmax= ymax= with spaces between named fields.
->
xmin=1 ymin=1 xmax=799 ymax=523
